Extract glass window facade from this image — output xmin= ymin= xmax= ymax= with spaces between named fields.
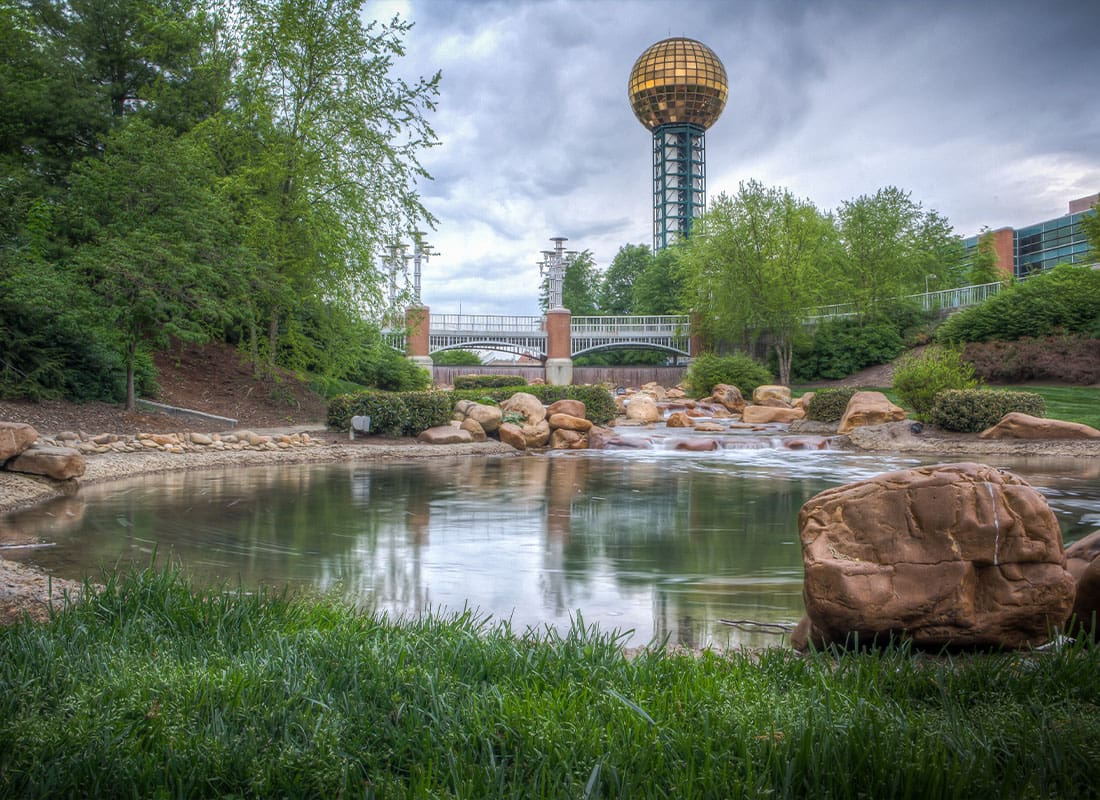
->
xmin=963 ymin=209 xmax=1096 ymax=279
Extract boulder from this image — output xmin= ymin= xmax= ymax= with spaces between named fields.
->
xmin=550 ymin=428 xmax=586 ymax=450
xmin=7 ymin=446 xmax=86 ymax=480
xmin=500 ymin=392 xmax=547 ymax=425
xmin=710 ymin=384 xmax=746 ymax=413
xmin=416 ymin=426 xmax=473 ymax=445
xmin=783 ymin=436 xmax=829 ymax=451
xmin=641 ymin=382 xmax=667 ymax=401
xmin=624 ymin=395 xmax=660 ymax=423
xmin=497 ymin=422 xmax=526 ymax=451
xmin=465 ymin=402 xmax=503 ymax=433
xmin=836 ymin=391 xmax=906 ymax=434
xmin=548 ymin=413 xmax=593 ymax=433
xmin=798 ymin=462 xmax=1075 ymax=650
xmin=666 ymin=412 xmax=692 ymax=428
xmin=1065 ymin=529 xmax=1100 ymax=637
xmin=794 ymin=392 xmax=815 ymax=411
xmin=674 ymin=438 xmax=718 ymax=452
xmin=520 ymin=420 xmax=551 ymax=449
xmin=979 ymin=412 xmax=1100 ymax=440
xmin=459 ymin=418 xmax=488 ymax=442
xmin=742 ymin=406 xmax=805 ymax=424
xmin=0 ymin=422 xmax=38 ymax=463
xmin=693 ymin=422 xmax=724 ymax=432
xmin=546 ymin=399 xmax=586 ymax=419
xmin=753 ymin=385 xmax=791 ymax=406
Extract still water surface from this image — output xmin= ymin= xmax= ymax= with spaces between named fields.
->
xmin=2 ymin=447 xmax=1097 ymax=648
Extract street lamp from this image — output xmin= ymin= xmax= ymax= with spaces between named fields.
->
xmin=409 ymin=232 xmax=434 ymax=305
xmin=538 ymin=237 xmax=576 ymax=310
xmin=925 ymin=273 xmax=937 ymax=294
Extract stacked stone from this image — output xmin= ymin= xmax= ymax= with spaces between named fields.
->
xmin=38 ymin=429 xmax=320 ymax=454
xmin=419 ymin=393 xmax=601 ymax=451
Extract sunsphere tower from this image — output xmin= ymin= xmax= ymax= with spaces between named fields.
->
xmin=628 ymin=37 xmax=728 ymax=251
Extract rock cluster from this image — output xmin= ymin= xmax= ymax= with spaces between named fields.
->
xmin=613 ymin=382 xmax=817 ymax=430
xmin=794 ymin=462 xmax=1076 ymax=650
xmin=438 ymin=394 xmax=600 ymax=451
xmin=1 ymin=421 xmax=86 ymax=480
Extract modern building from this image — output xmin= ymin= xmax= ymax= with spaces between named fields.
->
xmin=628 ymin=38 xmax=728 ymax=251
xmin=964 ymin=193 xmax=1098 ymax=279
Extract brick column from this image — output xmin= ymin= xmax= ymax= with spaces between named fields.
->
xmin=405 ymin=305 xmax=433 ymax=371
xmin=544 ymin=308 xmax=573 ymax=385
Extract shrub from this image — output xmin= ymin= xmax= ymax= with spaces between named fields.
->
xmin=963 ymin=335 xmax=1100 ymax=385
xmin=453 ymin=374 xmax=528 ymax=390
xmin=930 ymin=389 xmax=1046 ymax=433
xmin=805 ymin=388 xmax=858 ymax=423
xmin=892 ymin=346 xmax=978 ymax=421
xmin=345 ymin=346 xmax=430 ymax=391
xmin=684 ymin=352 xmax=773 ymax=398
xmin=792 ymin=317 xmax=906 ymax=382
xmin=936 ymin=264 xmax=1100 ymax=344
xmin=327 ymin=390 xmax=452 ymax=436
xmin=432 ymin=349 xmax=482 ymax=366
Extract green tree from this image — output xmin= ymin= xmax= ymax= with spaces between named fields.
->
xmin=632 ymin=246 xmax=685 ymax=315
xmin=1082 ymin=202 xmax=1100 ymax=262
xmin=600 ymin=244 xmax=651 ymax=314
xmin=836 ymin=186 xmax=964 ymax=312
xmin=433 ymin=349 xmax=482 ymax=366
xmin=232 ymin=0 xmax=440 ymax=371
xmin=967 ymin=227 xmax=1003 ymax=285
xmin=679 ymin=180 xmax=839 ymax=385
xmin=65 ymin=119 xmax=240 ymax=409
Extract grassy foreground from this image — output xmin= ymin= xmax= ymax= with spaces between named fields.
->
xmin=1 ymin=569 xmax=1098 ymax=799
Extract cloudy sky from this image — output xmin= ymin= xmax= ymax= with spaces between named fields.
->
xmin=372 ymin=0 xmax=1100 ymax=316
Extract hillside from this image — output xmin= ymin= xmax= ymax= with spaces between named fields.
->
xmin=0 ymin=341 xmax=329 ymax=435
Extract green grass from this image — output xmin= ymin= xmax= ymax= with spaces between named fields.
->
xmin=2 ymin=568 xmax=1098 ymax=799
xmin=990 ymin=385 xmax=1100 ymax=429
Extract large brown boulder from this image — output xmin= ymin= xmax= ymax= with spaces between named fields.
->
xmin=1065 ymin=530 xmax=1100 ymax=637
xmin=836 ymin=391 xmax=906 ymax=434
xmin=980 ymin=412 xmax=1100 ymax=440
xmin=500 ymin=392 xmax=546 ymax=425
xmin=666 ymin=411 xmax=692 ymax=428
xmin=498 ymin=422 xmax=526 ymax=451
xmin=548 ymin=413 xmax=592 ymax=433
xmin=459 ymin=418 xmax=488 ymax=442
xmin=7 ymin=446 xmax=86 ymax=480
xmin=752 ymin=385 xmax=791 ymax=406
xmin=798 ymin=462 xmax=1074 ymax=650
xmin=550 ymin=428 xmax=587 ymax=450
xmin=742 ymin=406 xmax=804 ymax=424
xmin=417 ymin=426 xmax=473 ymax=445
xmin=0 ymin=422 xmax=38 ymax=463
xmin=520 ymin=420 xmax=551 ymax=449
xmin=710 ymin=384 xmax=746 ymax=413
xmin=546 ymin=399 xmax=586 ymax=419
xmin=625 ymin=395 xmax=660 ymax=423
xmin=465 ymin=403 xmax=503 ymax=433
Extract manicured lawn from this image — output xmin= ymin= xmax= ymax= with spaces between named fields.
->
xmin=2 ymin=568 xmax=1098 ymax=799
xmin=992 ymin=385 xmax=1100 ymax=429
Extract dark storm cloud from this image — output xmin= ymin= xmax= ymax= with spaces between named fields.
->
xmin=379 ymin=0 xmax=1100 ymax=315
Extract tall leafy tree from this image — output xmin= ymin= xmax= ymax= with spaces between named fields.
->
xmin=600 ymin=244 xmax=651 ymax=314
xmin=679 ymin=180 xmax=839 ymax=385
xmin=967 ymin=227 xmax=1003 ymax=285
xmin=65 ymin=118 xmax=241 ymax=409
xmin=632 ymin=246 xmax=686 ymax=315
xmin=1082 ymin=202 xmax=1100 ymax=262
xmin=835 ymin=186 xmax=963 ymax=312
xmin=232 ymin=0 xmax=440 ymax=370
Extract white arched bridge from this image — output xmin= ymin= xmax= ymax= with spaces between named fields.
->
xmin=425 ymin=314 xmax=694 ymax=360
xmin=387 ymin=281 xmax=1004 ymax=383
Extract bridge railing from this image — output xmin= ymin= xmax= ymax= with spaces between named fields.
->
xmin=431 ymin=314 xmax=544 ymax=334
xmin=570 ymin=315 xmax=692 ymax=336
xmin=806 ymin=281 xmax=1006 ymax=322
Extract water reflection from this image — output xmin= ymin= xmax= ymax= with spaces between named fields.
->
xmin=2 ymin=449 xmax=1097 ymax=649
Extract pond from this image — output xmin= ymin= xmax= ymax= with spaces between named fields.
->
xmin=2 ymin=444 xmax=1097 ymax=648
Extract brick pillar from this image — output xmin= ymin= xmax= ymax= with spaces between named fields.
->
xmin=544 ymin=308 xmax=573 ymax=385
xmin=990 ymin=228 xmax=1015 ymax=280
xmin=405 ymin=305 xmax=433 ymax=371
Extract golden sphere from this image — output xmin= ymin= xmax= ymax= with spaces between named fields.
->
xmin=628 ymin=37 xmax=728 ymax=131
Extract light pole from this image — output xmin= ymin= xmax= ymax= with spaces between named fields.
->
xmin=409 ymin=232 xmax=434 ymax=305
xmin=538 ymin=237 xmax=576 ymax=310
xmin=925 ymin=273 xmax=937 ymax=294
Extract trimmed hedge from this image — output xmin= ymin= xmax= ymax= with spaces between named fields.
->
xmin=929 ymin=389 xmax=1046 ymax=433
xmin=453 ymin=374 xmax=528 ymax=390
xmin=684 ymin=352 xmax=773 ymax=398
xmin=805 ymin=388 xmax=858 ymax=423
xmin=328 ymin=385 xmax=617 ymax=434
xmin=327 ymin=390 xmax=453 ymax=436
